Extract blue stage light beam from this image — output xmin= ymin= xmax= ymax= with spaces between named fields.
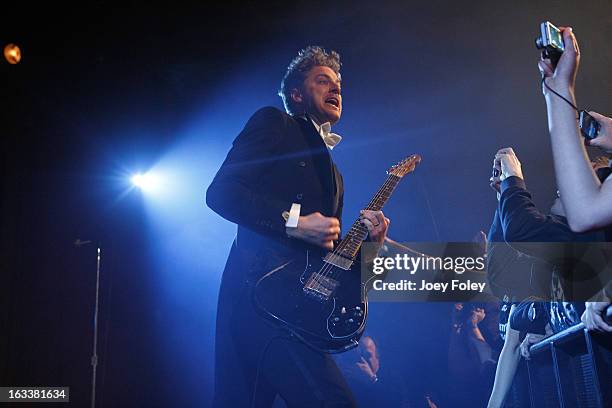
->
xmin=131 ymin=172 xmax=164 ymax=194
xmin=131 ymin=173 xmax=150 ymax=190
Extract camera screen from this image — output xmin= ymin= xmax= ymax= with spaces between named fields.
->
xmin=548 ymin=24 xmax=565 ymax=51
xmin=579 ymin=111 xmax=600 ymax=139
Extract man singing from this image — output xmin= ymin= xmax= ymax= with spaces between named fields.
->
xmin=207 ymin=46 xmax=389 ymax=407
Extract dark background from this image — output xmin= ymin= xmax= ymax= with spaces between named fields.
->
xmin=1 ymin=0 xmax=611 ymax=406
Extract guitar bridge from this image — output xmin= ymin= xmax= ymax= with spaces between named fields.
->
xmin=303 ymin=273 xmax=339 ymax=302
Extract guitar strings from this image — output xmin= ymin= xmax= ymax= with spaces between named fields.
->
xmin=306 ymin=156 xmax=417 ymax=292
xmin=325 ymin=174 xmax=400 ymax=282
xmin=306 ymin=174 xmax=396 ymax=290
xmin=317 ymin=171 xmax=402 ymax=284
xmin=314 ymin=173 xmax=400 ymax=285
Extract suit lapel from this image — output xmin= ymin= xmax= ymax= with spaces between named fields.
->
xmin=296 ymin=117 xmax=337 ymax=216
xmin=331 ymin=162 xmax=342 ymax=216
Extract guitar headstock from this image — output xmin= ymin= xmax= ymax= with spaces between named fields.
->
xmin=388 ymin=154 xmax=422 ymax=177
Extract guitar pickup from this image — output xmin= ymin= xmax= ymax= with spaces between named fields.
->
xmin=303 ymin=274 xmax=339 ymax=302
xmin=323 ymin=253 xmax=354 ymax=270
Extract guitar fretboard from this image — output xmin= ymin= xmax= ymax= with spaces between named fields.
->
xmin=335 ymin=174 xmax=401 ymax=259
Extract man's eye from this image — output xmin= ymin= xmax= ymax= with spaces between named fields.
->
xmin=318 ymin=79 xmax=329 ymax=85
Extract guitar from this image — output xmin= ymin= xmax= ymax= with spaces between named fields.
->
xmin=253 ymin=154 xmax=421 ymax=353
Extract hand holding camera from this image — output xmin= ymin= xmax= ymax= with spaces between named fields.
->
xmin=536 ymin=22 xmax=604 ymax=140
xmin=586 ymin=111 xmax=612 ymax=153
xmin=494 ymin=147 xmax=523 ymax=181
xmin=536 ymin=22 xmax=579 ymax=91
xmin=535 ymin=21 xmax=566 ymax=69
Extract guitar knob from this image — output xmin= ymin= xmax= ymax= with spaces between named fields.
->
xmin=355 ymin=306 xmax=361 ymax=311
xmin=348 ymin=318 xmax=354 ymax=323
xmin=341 ymin=307 xmax=346 ymax=314
xmin=333 ymin=317 xmax=340 ymax=322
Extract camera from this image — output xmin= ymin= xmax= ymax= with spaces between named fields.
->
xmin=535 ymin=21 xmax=565 ymax=67
xmin=579 ymin=110 xmax=601 ymax=140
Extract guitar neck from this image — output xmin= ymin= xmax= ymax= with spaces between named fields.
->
xmin=336 ymin=174 xmax=402 ymax=260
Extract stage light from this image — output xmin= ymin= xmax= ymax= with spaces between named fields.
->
xmin=131 ymin=173 xmax=157 ymax=191
xmin=4 ymin=43 xmax=21 ymax=64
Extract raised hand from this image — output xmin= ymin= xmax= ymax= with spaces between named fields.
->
xmin=494 ymin=147 xmax=524 ymax=181
xmin=538 ymin=26 xmax=580 ymax=91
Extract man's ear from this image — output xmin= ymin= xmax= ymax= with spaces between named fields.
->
xmin=290 ymin=88 xmax=303 ymax=104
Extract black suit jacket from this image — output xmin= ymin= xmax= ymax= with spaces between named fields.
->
xmin=207 ymin=106 xmax=344 ymax=274
xmin=207 ymin=107 xmax=345 ymax=406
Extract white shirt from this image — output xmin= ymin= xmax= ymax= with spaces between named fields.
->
xmin=310 ymin=118 xmax=342 ymax=150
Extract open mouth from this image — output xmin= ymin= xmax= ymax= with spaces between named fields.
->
xmin=325 ymin=97 xmax=340 ymax=109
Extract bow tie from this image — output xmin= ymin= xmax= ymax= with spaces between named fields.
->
xmin=319 ymin=122 xmax=342 ymax=150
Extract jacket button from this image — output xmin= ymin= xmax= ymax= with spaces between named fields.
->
xmin=298 ymin=161 xmax=306 ymax=167
xmin=296 ymin=193 xmax=303 ymax=200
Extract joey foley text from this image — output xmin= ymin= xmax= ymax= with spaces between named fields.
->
xmin=368 ymin=254 xmax=487 ymax=293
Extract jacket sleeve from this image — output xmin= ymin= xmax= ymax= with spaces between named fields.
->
xmin=498 ymin=177 xmax=573 ymax=242
xmin=498 ymin=176 xmax=573 ymax=261
xmin=487 ymin=208 xmax=503 ymax=243
xmin=206 ymin=107 xmax=293 ymax=234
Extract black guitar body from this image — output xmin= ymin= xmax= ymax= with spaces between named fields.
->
xmin=252 ymin=154 xmax=421 ymax=354
xmin=252 ymin=250 xmax=367 ymax=353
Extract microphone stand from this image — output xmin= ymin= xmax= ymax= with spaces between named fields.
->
xmin=90 ymin=246 xmax=101 ymax=408
xmin=73 ymin=239 xmax=102 ymax=408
